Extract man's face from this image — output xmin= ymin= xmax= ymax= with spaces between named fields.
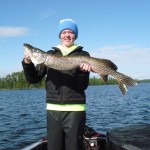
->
xmin=60 ymin=29 xmax=76 ymax=47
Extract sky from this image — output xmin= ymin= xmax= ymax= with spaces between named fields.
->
xmin=0 ymin=0 xmax=150 ymax=80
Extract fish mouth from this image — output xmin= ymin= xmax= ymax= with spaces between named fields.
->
xmin=24 ymin=43 xmax=29 ymax=48
xmin=23 ymin=43 xmax=34 ymax=50
xmin=24 ymin=43 xmax=32 ymax=46
xmin=23 ymin=43 xmax=46 ymax=65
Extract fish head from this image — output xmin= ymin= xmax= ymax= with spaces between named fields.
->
xmin=23 ymin=43 xmax=47 ymax=65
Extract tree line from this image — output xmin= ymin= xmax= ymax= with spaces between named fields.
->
xmin=0 ymin=71 xmax=45 ymax=89
xmin=0 ymin=71 xmax=149 ymax=90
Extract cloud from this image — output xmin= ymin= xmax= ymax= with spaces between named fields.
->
xmin=0 ymin=26 xmax=28 ymax=37
xmin=91 ymin=44 xmax=150 ymax=79
xmin=98 ymin=45 xmax=134 ymax=51
xmin=38 ymin=10 xmax=54 ymax=20
xmin=92 ymin=44 xmax=150 ymax=64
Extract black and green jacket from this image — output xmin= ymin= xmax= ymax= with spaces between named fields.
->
xmin=22 ymin=46 xmax=90 ymax=104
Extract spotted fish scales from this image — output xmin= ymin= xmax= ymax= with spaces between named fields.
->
xmin=23 ymin=43 xmax=138 ymax=95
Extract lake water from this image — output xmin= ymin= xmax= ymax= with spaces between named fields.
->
xmin=0 ymin=83 xmax=150 ymax=150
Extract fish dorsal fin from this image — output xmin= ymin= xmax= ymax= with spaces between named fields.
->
xmin=100 ymin=59 xmax=118 ymax=71
xmin=100 ymin=74 xmax=108 ymax=82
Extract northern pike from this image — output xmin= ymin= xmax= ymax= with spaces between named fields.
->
xmin=23 ymin=43 xmax=138 ymax=95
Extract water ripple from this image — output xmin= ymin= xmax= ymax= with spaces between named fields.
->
xmin=0 ymin=83 xmax=150 ymax=149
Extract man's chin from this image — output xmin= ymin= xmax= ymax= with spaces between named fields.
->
xmin=64 ymin=42 xmax=73 ymax=47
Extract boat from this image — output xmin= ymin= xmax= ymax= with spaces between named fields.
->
xmin=106 ymin=123 xmax=150 ymax=150
xmin=21 ymin=137 xmax=47 ymax=150
xmin=21 ymin=125 xmax=107 ymax=150
xmin=22 ymin=123 xmax=150 ymax=150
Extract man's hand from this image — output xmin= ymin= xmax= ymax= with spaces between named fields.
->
xmin=24 ymin=51 xmax=32 ymax=64
xmin=79 ymin=63 xmax=92 ymax=72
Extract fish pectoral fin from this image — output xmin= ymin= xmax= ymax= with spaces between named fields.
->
xmin=100 ymin=74 xmax=108 ymax=83
xmin=36 ymin=63 xmax=45 ymax=76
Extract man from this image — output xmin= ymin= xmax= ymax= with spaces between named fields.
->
xmin=22 ymin=19 xmax=91 ymax=150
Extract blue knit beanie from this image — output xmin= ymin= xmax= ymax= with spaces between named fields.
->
xmin=59 ymin=19 xmax=78 ymax=39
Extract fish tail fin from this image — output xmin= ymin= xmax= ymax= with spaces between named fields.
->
xmin=116 ymin=74 xmax=138 ymax=95
xmin=117 ymin=80 xmax=128 ymax=95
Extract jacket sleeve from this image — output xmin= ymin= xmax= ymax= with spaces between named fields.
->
xmin=22 ymin=60 xmax=47 ymax=84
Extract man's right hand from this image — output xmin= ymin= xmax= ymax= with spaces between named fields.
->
xmin=24 ymin=51 xmax=32 ymax=64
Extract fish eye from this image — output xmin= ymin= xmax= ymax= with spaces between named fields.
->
xmin=32 ymin=49 xmax=36 ymax=52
